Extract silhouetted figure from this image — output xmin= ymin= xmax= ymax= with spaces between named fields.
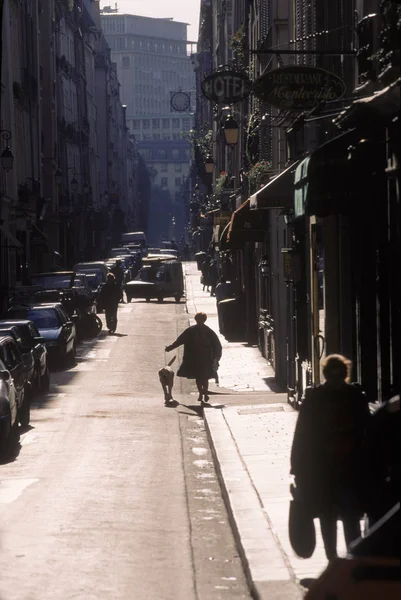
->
xmin=166 ymin=312 xmax=222 ymax=403
xmin=98 ymin=273 xmax=120 ymax=334
xmin=208 ymin=260 xmax=218 ymax=296
xmin=111 ymin=259 xmax=125 ymax=303
xmin=290 ymin=354 xmax=370 ymax=560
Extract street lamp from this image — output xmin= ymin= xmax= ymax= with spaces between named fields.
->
xmin=1 ymin=146 xmax=14 ymax=172
xmin=204 ymin=155 xmax=214 ymax=174
xmin=223 ymin=115 xmax=239 ymax=147
xmin=83 ymin=181 xmax=90 ymax=194
xmin=0 ymin=130 xmax=14 ymax=172
xmin=70 ymin=176 xmax=79 ymax=193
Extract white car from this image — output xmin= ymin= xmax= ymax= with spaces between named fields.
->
xmin=0 ymin=358 xmax=19 ymax=456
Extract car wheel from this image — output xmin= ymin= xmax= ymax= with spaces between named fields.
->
xmin=41 ymin=366 xmax=50 ymax=392
xmin=175 ymin=294 xmax=181 ymax=303
xmin=145 ymin=298 xmax=150 ymax=303
xmin=0 ymin=413 xmax=19 ymax=459
xmin=67 ymin=344 xmax=76 ymax=367
xmin=157 ymin=297 xmax=164 ymax=303
xmin=19 ymin=389 xmax=30 ymax=428
xmin=127 ymin=296 xmax=132 ymax=303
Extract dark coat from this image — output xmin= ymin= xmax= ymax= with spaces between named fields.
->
xmin=168 ymin=324 xmax=222 ymax=379
xmin=98 ymin=281 xmax=120 ymax=311
xmin=290 ymin=383 xmax=371 ymax=515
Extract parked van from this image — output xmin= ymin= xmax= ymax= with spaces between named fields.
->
xmin=124 ymin=259 xmax=184 ymax=303
xmin=73 ymin=262 xmax=109 ymax=284
xmin=120 ymin=231 xmax=147 ymax=249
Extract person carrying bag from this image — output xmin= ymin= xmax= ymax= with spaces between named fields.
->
xmin=289 ymin=354 xmax=371 ymax=561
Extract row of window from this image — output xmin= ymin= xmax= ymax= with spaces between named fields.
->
xmin=132 ymin=118 xmax=191 ymax=130
xmin=107 ymin=36 xmax=187 ymax=56
xmin=140 ymin=133 xmax=183 ymax=141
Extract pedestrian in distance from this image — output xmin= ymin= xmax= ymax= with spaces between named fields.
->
xmin=111 ymin=259 xmax=125 ymax=303
xmin=165 ymin=312 xmax=222 ymax=403
xmin=290 ymin=354 xmax=371 ymax=561
xmin=208 ymin=260 xmax=218 ymax=296
xmin=97 ymin=272 xmax=120 ymax=334
xmin=183 ymin=243 xmax=190 ymax=261
xmin=200 ymin=257 xmax=211 ymax=292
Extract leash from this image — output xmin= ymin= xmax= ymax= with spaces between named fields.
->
xmin=164 ymin=351 xmax=176 ymax=367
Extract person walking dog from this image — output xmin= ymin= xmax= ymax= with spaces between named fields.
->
xmin=165 ymin=312 xmax=222 ymax=403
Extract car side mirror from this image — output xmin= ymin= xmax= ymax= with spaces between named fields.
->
xmin=0 ymin=370 xmax=11 ymax=382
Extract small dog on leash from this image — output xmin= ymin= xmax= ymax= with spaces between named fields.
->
xmin=158 ymin=356 xmax=176 ymax=404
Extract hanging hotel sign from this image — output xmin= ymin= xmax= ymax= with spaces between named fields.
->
xmin=201 ymin=69 xmax=252 ymax=104
xmin=252 ymin=65 xmax=346 ymax=110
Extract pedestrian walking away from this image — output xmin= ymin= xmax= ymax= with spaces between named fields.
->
xmin=165 ymin=311 xmax=222 ymax=403
xmin=97 ymin=272 xmax=120 ymax=334
xmin=111 ymin=259 xmax=125 ymax=303
xmin=290 ymin=354 xmax=371 ymax=561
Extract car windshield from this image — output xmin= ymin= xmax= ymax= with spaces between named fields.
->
xmin=31 ymin=275 xmax=71 ymax=289
xmin=20 ymin=309 xmax=60 ymax=329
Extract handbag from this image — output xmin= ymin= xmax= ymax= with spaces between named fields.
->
xmin=288 ymin=484 xmax=316 ymax=558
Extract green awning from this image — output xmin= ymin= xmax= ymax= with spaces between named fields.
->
xmin=293 ymin=129 xmax=359 ymax=218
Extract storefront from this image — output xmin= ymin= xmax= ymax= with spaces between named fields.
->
xmin=292 ymin=79 xmax=400 ymax=404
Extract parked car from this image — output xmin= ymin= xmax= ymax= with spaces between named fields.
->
xmin=0 ymin=336 xmax=31 ymax=426
xmin=0 ymin=358 xmax=19 ymax=456
xmin=125 ymin=259 xmax=184 ymax=303
xmin=0 ymin=320 xmax=49 ymax=391
xmin=8 ymin=304 xmax=77 ymax=368
xmin=0 ymin=326 xmax=35 ymax=397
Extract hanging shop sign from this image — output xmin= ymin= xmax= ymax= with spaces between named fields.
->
xmin=201 ymin=69 xmax=252 ymax=104
xmin=253 ymin=65 xmax=346 ymax=110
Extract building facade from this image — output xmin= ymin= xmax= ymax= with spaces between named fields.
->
xmin=193 ymin=0 xmax=400 ymax=405
xmin=0 ymin=0 xmax=149 ymax=315
xmin=100 ymin=8 xmax=195 ymax=245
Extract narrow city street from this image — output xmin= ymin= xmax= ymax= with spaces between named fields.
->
xmin=0 ymin=299 xmax=250 ymax=600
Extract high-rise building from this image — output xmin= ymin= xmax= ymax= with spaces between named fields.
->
xmin=100 ymin=8 xmax=196 ymax=244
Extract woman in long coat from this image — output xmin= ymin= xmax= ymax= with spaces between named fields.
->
xmin=166 ymin=312 xmax=222 ymax=402
xmin=290 ymin=354 xmax=370 ymax=560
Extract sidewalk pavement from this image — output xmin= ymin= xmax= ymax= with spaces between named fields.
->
xmin=183 ymin=261 xmax=346 ymax=600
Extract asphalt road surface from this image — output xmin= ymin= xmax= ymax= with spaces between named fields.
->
xmin=0 ymin=301 xmax=250 ymax=600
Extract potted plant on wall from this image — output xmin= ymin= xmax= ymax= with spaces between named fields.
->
xmin=246 ymin=160 xmax=273 ymax=194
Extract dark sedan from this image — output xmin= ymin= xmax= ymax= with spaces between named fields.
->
xmin=0 ymin=320 xmax=49 ymax=391
xmin=8 ymin=304 xmax=76 ymax=368
xmin=0 ymin=326 xmax=35 ymax=396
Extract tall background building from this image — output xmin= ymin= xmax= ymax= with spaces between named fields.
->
xmin=100 ymin=8 xmax=196 ymax=245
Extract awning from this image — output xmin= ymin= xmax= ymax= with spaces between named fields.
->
xmin=250 ymin=161 xmax=300 ymax=210
xmin=0 ymin=225 xmax=23 ymax=249
xmin=226 ymin=199 xmax=266 ymax=248
xmin=294 ymin=129 xmax=359 ymax=218
xmin=219 ymin=222 xmax=231 ymax=251
xmin=335 ymin=78 xmax=401 ymax=130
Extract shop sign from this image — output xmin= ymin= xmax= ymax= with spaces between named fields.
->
xmin=201 ymin=70 xmax=252 ymax=104
xmin=253 ymin=66 xmax=346 ymax=110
